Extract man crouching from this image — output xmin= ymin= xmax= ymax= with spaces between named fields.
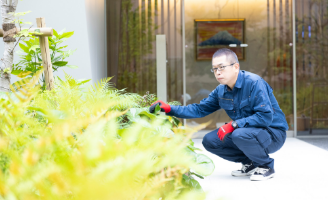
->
xmin=150 ymin=48 xmax=288 ymax=181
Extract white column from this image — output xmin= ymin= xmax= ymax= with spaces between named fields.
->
xmin=85 ymin=0 xmax=107 ymax=84
xmin=156 ymin=35 xmax=167 ymax=102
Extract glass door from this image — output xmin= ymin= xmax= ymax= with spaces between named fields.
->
xmin=184 ymin=0 xmax=294 ymax=131
xmin=106 ymin=0 xmax=184 ymax=102
xmin=295 ymin=0 xmax=328 ymax=136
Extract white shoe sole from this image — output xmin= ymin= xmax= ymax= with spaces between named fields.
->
xmin=250 ymin=173 xmax=275 ymax=181
xmin=231 ymin=172 xmax=250 ymax=177
xmin=232 ymin=168 xmax=257 ymax=177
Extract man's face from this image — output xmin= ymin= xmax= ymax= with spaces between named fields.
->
xmin=212 ymin=55 xmax=240 ymax=86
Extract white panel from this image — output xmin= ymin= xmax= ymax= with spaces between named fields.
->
xmin=85 ymin=0 xmax=107 ymax=84
xmin=156 ymin=35 xmax=167 ymax=102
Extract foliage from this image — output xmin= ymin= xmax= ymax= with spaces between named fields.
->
xmin=11 ymin=11 xmax=32 ymax=27
xmin=0 ymin=11 xmax=39 ymax=78
xmin=135 ymin=91 xmax=158 ymax=108
xmin=11 ymin=29 xmax=77 ymax=89
xmin=12 ymin=11 xmax=37 ymax=37
xmin=168 ymin=101 xmax=183 ymax=106
xmin=12 ymin=10 xmax=41 ymax=40
xmin=0 ymin=73 xmax=215 ymax=199
xmin=117 ymin=0 xmax=159 ymax=94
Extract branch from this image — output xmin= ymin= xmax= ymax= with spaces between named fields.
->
xmin=10 ymin=25 xmax=33 ymax=54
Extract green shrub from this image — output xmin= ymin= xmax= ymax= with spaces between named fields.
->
xmin=11 ymin=29 xmax=78 ymax=90
xmin=0 ymin=72 xmax=214 ymax=199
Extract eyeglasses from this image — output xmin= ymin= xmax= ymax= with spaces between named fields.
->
xmin=211 ymin=63 xmax=236 ymax=73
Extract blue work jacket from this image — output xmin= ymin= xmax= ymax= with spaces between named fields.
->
xmin=168 ymin=70 xmax=289 ymax=131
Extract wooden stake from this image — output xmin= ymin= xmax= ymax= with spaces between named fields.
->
xmin=0 ymin=27 xmax=53 ymax=37
xmin=36 ymin=17 xmax=54 ymax=91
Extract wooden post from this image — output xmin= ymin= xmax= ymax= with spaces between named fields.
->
xmin=0 ymin=27 xmax=53 ymax=37
xmin=36 ymin=17 xmax=54 ymax=91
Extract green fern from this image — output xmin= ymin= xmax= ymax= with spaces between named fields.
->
xmin=0 ymin=73 xmax=214 ymax=200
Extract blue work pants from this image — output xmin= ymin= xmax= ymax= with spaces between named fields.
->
xmin=202 ymin=127 xmax=286 ymax=169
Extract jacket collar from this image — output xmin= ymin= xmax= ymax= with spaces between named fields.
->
xmin=234 ymin=70 xmax=244 ymax=88
xmin=224 ymin=70 xmax=243 ymax=92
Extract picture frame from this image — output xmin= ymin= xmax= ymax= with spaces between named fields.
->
xmin=195 ymin=19 xmax=246 ymax=61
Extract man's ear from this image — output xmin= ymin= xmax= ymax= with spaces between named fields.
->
xmin=234 ymin=63 xmax=240 ymax=71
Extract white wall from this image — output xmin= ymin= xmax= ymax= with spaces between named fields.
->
xmin=85 ymin=0 xmax=107 ymax=83
xmin=0 ymin=0 xmax=107 ymax=84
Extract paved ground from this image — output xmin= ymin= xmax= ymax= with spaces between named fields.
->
xmin=298 ymin=138 xmax=328 ymax=151
xmin=193 ymin=138 xmax=328 ymax=200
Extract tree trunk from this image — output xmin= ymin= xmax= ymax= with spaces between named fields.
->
xmin=0 ymin=0 xmax=18 ymax=92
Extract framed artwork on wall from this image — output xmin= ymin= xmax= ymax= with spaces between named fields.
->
xmin=195 ymin=19 xmax=245 ymax=61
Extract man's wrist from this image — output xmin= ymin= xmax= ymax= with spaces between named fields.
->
xmin=231 ymin=121 xmax=239 ymax=129
xmin=165 ymin=105 xmax=175 ymax=116
xmin=235 ymin=119 xmax=246 ymax=128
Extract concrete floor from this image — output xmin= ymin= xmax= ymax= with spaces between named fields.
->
xmin=193 ymin=138 xmax=328 ymax=200
xmin=298 ymin=138 xmax=328 ymax=151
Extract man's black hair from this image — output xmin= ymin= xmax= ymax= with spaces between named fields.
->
xmin=212 ymin=48 xmax=239 ymax=64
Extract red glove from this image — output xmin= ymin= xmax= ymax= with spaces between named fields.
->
xmin=217 ymin=121 xmax=235 ymax=141
xmin=150 ymin=100 xmax=171 ymax=113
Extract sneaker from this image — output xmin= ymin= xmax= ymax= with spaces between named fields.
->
xmin=250 ymin=167 xmax=275 ymax=181
xmin=231 ymin=162 xmax=257 ymax=177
